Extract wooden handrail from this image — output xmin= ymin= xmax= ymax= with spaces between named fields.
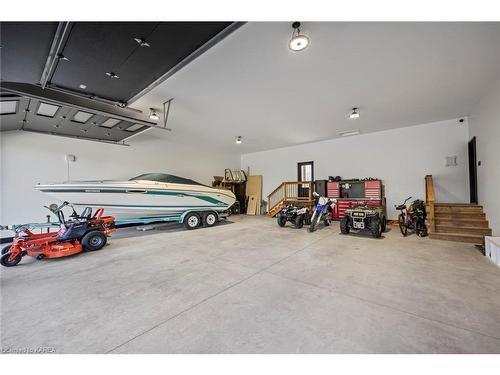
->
xmin=267 ymin=181 xmax=314 ymax=216
xmin=425 ymin=175 xmax=436 ymax=232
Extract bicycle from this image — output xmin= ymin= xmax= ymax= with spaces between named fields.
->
xmin=395 ymin=197 xmax=428 ymax=237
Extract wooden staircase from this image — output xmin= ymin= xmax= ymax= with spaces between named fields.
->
xmin=425 ymin=175 xmax=492 ymax=244
xmin=267 ymin=181 xmax=314 ymax=217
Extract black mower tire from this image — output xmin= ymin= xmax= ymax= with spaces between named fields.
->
xmin=294 ymin=215 xmax=304 ymax=229
xmin=340 ymin=217 xmax=350 ymax=234
xmin=277 ymin=215 xmax=287 ymax=227
xmin=184 ymin=212 xmax=201 ymax=230
xmin=82 ymin=231 xmax=107 ymax=251
xmin=203 ymin=212 xmax=218 ymax=227
xmin=1 ymin=246 xmax=22 ymax=267
xmin=371 ymin=217 xmax=382 ymax=238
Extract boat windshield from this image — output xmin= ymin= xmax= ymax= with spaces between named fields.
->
xmin=130 ymin=173 xmax=205 ymax=186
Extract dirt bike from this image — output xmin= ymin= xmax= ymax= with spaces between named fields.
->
xmin=308 ymin=192 xmax=335 ymax=232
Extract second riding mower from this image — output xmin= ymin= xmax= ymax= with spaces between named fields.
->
xmin=0 ymin=202 xmax=115 ymax=267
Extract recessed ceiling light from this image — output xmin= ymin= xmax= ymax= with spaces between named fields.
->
xmin=79 ymin=84 xmax=87 ymax=89
xmin=105 ymin=72 xmax=119 ymax=79
xmin=236 ymin=136 xmax=242 ymax=144
xmin=72 ymin=111 xmax=93 ymax=123
xmin=289 ymin=22 xmax=309 ymax=52
xmin=0 ymin=100 xmax=18 ymax=115
xmin=338 ymin=129 xmax=360 ymax=137
xmin=100 ymin=118 xmax=121 ymax=128
xmin=125 ymin=124 xmax=145 ymax=132
xmin=134 ymin=38 xmax=150 ymax=47
xmin=149 ymin=108 xmax=160 ymax=121
xmin=37 ymin=102 xmax=60 ymax=118
xmin=349 ymin=108 xmax=360 ymax=119
xmin=57 ymin=54 xmax=69 ymax=61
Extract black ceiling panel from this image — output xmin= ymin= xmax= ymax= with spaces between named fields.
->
xmin=0 ymin=22 xmax=58 ymax=83
xmin=49 ymin=22 xmax=233 ymax=102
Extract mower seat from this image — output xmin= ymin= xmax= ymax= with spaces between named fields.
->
xmin=80 ymin=207 xmax=92 ymax=219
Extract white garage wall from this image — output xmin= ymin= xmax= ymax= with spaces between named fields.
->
xmin=0 ymin=130 xmax=239 ymax=229
xmin=241 ymin=119 xmax=470 ymax=220
xmin=468 ymin=74 xmax=500 ymax=236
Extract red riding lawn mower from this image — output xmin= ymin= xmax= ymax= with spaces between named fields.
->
xmin=1 ymin=202 xmax=115 ymax=267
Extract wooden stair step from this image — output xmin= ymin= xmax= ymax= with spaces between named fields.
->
xmin=435 ymin=225 xmax=492 ymax=235
xmin=434 ymin=212 xmax=486 ymax=220
xmin=434 ymin=203 xmax=483 ymax=208
xmin=435 ymin=218 xmax=489 ymax=228
xmin=434 ymin=207 xmax=484 ymax=214
xmin=429 ymin=232 xmax=484 ymax=244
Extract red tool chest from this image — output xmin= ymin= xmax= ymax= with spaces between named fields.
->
xmin=327 ymin=179 xmax=383 ymax=219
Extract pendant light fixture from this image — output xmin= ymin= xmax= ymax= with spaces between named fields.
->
xmin=289 ymin=22 xmax=310 ymax=52
xmin=149 ymin=108 xmax=160 ymax=121
xmin=349 ymin=107 xmax=360 ymax=119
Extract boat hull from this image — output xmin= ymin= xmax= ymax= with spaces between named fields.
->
xmin=36 ymin=180 xmax=236 ymax=220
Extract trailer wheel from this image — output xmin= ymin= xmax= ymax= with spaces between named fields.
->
xmin=184 ymin=212 xmax=201 ymax=230
xmin=0 ymin=246 xmax=22 ymax=267
xmin=340 ymin=217 xmax=350 ymax=234
xmin=203 ymin=212 xmax=217 ymax=227
xmin=82 ymin=231 xmax=107 ymax=251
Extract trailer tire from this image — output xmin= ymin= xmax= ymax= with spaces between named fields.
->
xmin=203 ymin=212 xmax=218 ymax=227
xmin=82 ymin=231 xmax=107 ymax=251
xmin=184 ymin=212 xmax=201 ymax=230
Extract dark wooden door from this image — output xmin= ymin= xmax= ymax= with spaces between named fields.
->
xmin=468 ymin=136 xmax=478 ymax=204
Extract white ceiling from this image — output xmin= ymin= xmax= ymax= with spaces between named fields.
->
xmin=130 ymin=22 xmax=500 ymax=154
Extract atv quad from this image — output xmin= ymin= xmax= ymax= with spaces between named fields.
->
xmin=340 ymin=205 xmax=387 ymax=238
xmin=277 ymin=205 xmax=310 ymax=229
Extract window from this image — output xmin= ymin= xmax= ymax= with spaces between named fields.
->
xmin=37 ymin=102 xmax=60 ymax=118
xmin=0 ymin=101 xmax=18 ymax=115
xmin=100 ymin=118 xmax=121 ymax=128
xmin=124 ymin=123 xmax=145 ymax=132
xmin=72 ymin=111 xmax=93 ymax=123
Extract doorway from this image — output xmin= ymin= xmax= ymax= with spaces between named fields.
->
xmin=297 ymin=161 xmax=314 ymax=198
xmin=468 ymin=136 xmax=478 ymax=204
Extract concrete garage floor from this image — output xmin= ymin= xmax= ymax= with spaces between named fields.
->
xmin=1 ymin=216 xmax=500 ymax=354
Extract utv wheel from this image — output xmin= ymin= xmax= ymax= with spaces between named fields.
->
xmin=184 ymin=212 xmax=201 ymax=230
xmin=381 ymin=217 xmax=387 ymax=232
xmin=203 ymin=212 xmax=217 ymax=227
xmin=294 ymin=215 xmax=304 ymax=229
xmin=0 ymin=246 xmax=22 ymax=267
xmin=340 ymin=217 xmax=350 ymax=234
xmin=398 ymin=214 xmax=408 ymax=236
xmin=371 ymin=218 xmax=382 ymax=238
xmin=82 ymin=231 xmax=107 ymax=251
xmin=277 ymin=215 xmax=287 ymax=227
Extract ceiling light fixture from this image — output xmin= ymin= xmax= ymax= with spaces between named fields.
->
xmin=79 ymin=84 xmax=87 ymax=89
xmin=134 ymin=38 xmax=151 ymax=47
xmin=149 ymin=108 xmax=160 ymax=121
xmin=338 ymin=129 xmax=360 ymax=137
xmin=105 ymin=72 xmax=120 ymax=79
xmin=57 ymin=54 xmax=69 ymax=61
xmin=289 ymin=22 xmax=310 ymax=52
xmin=236 ymin=136 xmax=242 ymax=144
xmin=349 ymin=107 xmax=360 ymax=119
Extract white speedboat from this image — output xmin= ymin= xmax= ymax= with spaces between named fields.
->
xmin=36 ymin=173 xmax=236 ymax=223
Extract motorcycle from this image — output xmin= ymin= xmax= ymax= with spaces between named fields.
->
xmin=308 ymin=192 xmax=335 ymax=232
